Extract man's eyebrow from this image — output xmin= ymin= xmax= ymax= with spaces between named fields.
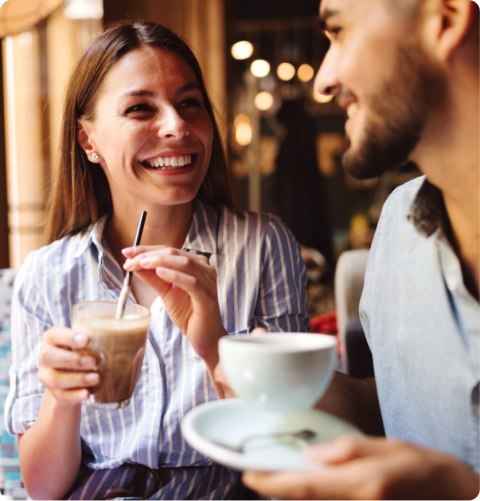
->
xmin=318 ymin=8 xmax=338 ymax=31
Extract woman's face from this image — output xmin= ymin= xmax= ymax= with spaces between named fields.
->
xmin=79 ymin=45 xmax=213 ymax=212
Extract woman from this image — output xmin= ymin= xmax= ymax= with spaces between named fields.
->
xmin=5 ymin=21 xmax=308 ymax=499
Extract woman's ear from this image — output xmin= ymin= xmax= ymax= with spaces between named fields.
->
xmin=435 ymin=0 xmax=477 ymax=61
xmin=77 ymin=120 xmax=96 ymax=158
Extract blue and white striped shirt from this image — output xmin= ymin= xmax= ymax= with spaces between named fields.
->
xmin=6 ymin=200 xmax=309 ymax=499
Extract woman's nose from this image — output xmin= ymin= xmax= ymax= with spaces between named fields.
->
xmin=156 ymin=107 xmax=189 ymax=139
xmin=314 ymin=48 xmax=340 ymax=98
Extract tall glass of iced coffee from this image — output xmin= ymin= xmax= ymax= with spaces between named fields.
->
xmin=72 ymin=301 xmax=150 ymax=408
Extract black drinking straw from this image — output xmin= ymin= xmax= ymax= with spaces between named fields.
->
xmin=115 ymin=210 xmax=147 ymax=319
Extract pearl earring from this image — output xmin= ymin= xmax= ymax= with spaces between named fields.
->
xmin=91 ymin=152 xmax=99 ymax=161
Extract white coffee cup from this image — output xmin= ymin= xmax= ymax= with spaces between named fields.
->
xmin=219 ymin=332 xmax=337 ymax=413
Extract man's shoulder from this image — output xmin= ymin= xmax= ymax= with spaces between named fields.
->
xmin=365 ymin=175 xmax=427 ymax=275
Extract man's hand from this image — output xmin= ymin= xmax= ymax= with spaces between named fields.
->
xmin=242 ymin=435 xmax=480 ymax=500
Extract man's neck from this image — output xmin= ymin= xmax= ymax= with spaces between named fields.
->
xmin=411 ymin=77 xmax=479 ymax=299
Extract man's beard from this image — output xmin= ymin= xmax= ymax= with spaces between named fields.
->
xmin=342 ymin=44 xmax=443 ymax=180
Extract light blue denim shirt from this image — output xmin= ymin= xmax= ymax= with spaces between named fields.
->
xmin=361 ymin=176 xmax=479 ymax=473
xmin=5 ymin=200 xmax=309 ymax=499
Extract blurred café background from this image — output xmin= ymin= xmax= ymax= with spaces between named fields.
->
xmin=0 ymin=0 xmax=418 ymax=316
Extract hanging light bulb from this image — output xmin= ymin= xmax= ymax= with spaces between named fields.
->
xmin=234 ymin=114 xmax=253 ymax=146
xmin=231 ymin=40 xmax=254 ymax=60
xmin=297 ymin=63 xmax=315 ymax=82
xmin=276 ymin=62 xmax=296 ymax=81
xmin=254 ymin=91 xmax=274 ymax=111
xmin=250 ymin=59 xmax=270 ymax=78
xmin=312 ymin=89 xmax=334 ymax=104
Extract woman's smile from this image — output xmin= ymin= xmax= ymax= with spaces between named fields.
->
xmin=141 ymin=153 xmax=193 ymax=169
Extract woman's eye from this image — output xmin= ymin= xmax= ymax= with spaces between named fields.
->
xmin=179 ymin=97 xmax=202 ymax=108
xmin=125 ymin=103 xmax=154 ymax=115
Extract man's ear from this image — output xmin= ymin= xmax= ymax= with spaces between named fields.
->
xmin=435 ymin=0 xmax=477 ymax=61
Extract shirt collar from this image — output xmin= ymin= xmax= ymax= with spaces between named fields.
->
xmin=73 ymin=216 xmax=109 ymax=258
xmin=407 ymin=178 xmax=447 ymax=237
xmin=72 ymin=201 xmax=218 ymax=259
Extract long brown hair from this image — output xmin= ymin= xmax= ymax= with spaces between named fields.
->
xmin=45 ymin=21 xmax=235 ymax=242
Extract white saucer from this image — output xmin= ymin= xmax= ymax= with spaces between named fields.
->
xmin=181 ymin=398 xmax=360 ymax=471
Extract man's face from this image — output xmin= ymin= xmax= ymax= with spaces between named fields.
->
xmin=315 ymin=0 xmax=443 ymax=179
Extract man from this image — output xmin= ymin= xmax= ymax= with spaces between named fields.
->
xmin=241 ymin=0 xmax=479 ymax=498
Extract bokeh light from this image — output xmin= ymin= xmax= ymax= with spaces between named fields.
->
xmin=276 ymin=62 xmax=296 ymax=81
xmin=312 ymin=89 xmax=334 ymax=104
xmin=234 ymin=114 xmax=253 ymax=146
xmin=297 ymin=63 xmax=315 ymax=82
xmin=254 ymin=91 xmax=274 ymax=111
xmin=250 ymin=59 xmax=271 ymax=78
xmin=231 ymin=40 xmax=254 ymax=60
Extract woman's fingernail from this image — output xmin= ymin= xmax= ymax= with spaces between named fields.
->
xmin=80 ymin=356 xmax=96 ymax=369
xmin=85 ymin=373 xmax=99 ymax=384
xmin=73 ymin=334 xmax=87 ymax=347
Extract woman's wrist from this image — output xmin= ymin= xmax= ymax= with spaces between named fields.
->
xmin=195 ymin=327 xmax=227 ymax=370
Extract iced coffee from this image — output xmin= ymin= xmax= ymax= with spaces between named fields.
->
xmin=72 ymin=301 xmax=150 ymax=408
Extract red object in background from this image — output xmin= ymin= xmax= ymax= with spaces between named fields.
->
xmin=310 ymin=311 xmax=337 ymax=335
xmin=310 ymin=311 xmax=341 ymax=356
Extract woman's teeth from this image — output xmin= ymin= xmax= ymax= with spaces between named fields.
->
xmin=145 ymin=154 xmax=192 ymax=169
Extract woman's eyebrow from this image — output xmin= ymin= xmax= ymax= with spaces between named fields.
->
xmin=121 ymin=89 xmax=154 ymax=99
xmin=120 ymin=82 xmax=200 ymax=100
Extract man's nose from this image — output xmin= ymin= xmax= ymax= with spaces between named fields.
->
xmin=156 ymin=107 xmax=189 ymax=139
xmin=314 ymin=48 xmax=340 ymax=97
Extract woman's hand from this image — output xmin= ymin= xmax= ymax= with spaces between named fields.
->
xmin=242 ymin=434 xmax=480 ymax=500
xmin=21 ymin=327 xmax=91 ymax=498
xmin=38 ymin=327 xmax=99 ymax=405
xmin=123 ymin=245 xmax=226 ymax=368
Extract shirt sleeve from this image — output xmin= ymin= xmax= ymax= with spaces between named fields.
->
xmin=5 ymin=256 xmax=52 ymax=435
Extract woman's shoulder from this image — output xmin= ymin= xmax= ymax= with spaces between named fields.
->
xmin=198 ymin=201 xmax=299 ymax=251
xmin=218 ymin=206 xmax=300 ymax=257
xmin=220 ymin=205 xmax=291 ymax=232
xmin=17 ymin=229 xmax=91 ymax=280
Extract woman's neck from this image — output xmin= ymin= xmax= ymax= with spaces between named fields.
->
xmin=104 ymin=202 xmax=195 ymax=268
